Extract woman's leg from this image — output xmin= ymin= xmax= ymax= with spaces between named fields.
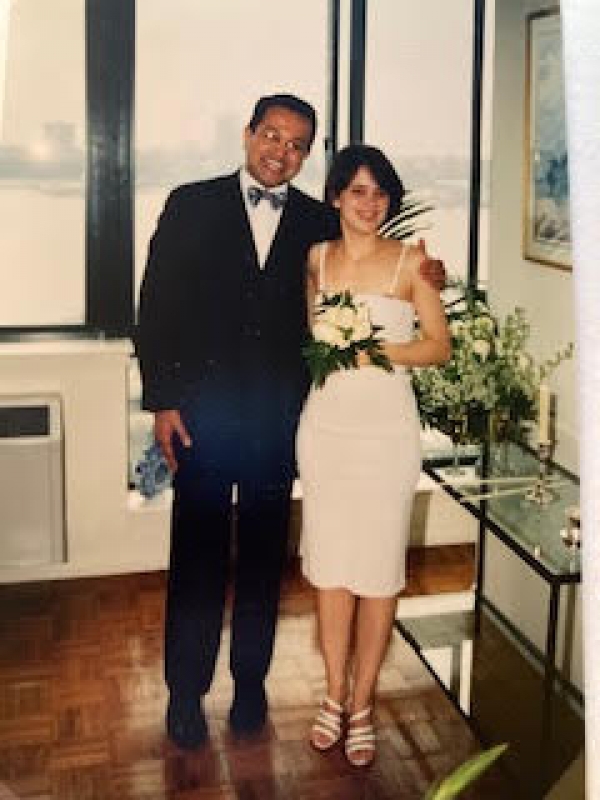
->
xmin=317 ymin=587 xmax=356 ymax=702
xmin=345 ymin=595 xmax=398 ymax=764
xmin=311 ymin=587 xmax=356 ymax=748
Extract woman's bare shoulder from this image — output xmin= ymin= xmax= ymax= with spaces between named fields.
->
xmin=379 ymin=237 xmax=403 ymax=257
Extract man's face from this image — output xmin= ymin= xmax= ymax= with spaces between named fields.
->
xmin=244 ymin=106 xmax=312 ymax=188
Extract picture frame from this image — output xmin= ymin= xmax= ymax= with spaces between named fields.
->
xmin=523 ymin=8 xmax=571 ymax=270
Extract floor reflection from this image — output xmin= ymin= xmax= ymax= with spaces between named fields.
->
xmin=396 ymin=594 xmax=584 ymax=799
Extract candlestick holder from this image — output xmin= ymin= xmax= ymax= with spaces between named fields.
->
xmin=524 ymin=441 xmax=557 ymax=506
xmin=559 ymin=505 xmax=581 ymax=550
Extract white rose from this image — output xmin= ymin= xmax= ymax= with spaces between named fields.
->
xmin=450 ymin=319 xmax=465 ymax=336
xmin=313 ymin=320 xmax=347 ymax=348
xmin=350 ymin=320 xmax=372 ymax=342
xmin=336 ymin=306 xmax=358 ymax=330
xmin=472 ymin=339 xmax=491 ymax=361
xmin=355 ymin=302 xmax=371 ymax=324
xmin=318 ymin=305 xmax=341 ymax=326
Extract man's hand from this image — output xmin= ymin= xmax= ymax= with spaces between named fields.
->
xmin=416 ymin=238 xmax=447 ymax=291
xmin=154 ymin=410 xmax=192 ymax=473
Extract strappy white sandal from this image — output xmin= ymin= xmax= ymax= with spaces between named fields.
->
xmin=310 ymin=697 xmax=344 ymax=751
xmin=345 ymin=707 xmax=376 ymax=767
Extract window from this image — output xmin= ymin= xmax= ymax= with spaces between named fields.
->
xmin=364 ymin=0 xmax=475 ymax=282
xmin=0 ymin=0 xmax=86 ymax=326
xmin=135 ymin=0 xmax=331 ymax=300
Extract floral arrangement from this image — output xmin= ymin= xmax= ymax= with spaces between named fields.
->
xmin=412 ymin=281 xmax=574 ymax=443
xmin=302 ymin=291 xmax=393 ymax=388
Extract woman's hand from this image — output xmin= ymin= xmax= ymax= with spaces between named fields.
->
xmin=356 ymin=350 xmax=372 ymax=367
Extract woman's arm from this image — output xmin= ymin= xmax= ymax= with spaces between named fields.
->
xmin=377 ymin=247 xmax=451 ymax=367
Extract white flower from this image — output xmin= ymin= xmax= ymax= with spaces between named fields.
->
xmin=304 ymin=289 xmax=393 ymax=387
xmin=450 ymin=319 xmax=465 ymax=336
xmin=478 ymin=315 xmax=495 ymax=334
xmin=312 ymin=320 xmax=349 ymax=349
xmin=336 ymin=305 xmax=358 ymax=330
xmin=350 ymin=320 xmax=372 ymax=342
xmin=355 ymin=302 xmax=371 ymax=324
xmin=472 ymin=339 xmax=491 ymax=361
xmin=518 ymin=353 xmax=532 ymax=371
xmin=411 ymin=283 xmax=574 ymax=442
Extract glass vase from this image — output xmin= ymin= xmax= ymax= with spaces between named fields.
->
xmin=446 ymin=415 xmax=468 ymax=476
xmin=489 ymin=410 xmax=512 ymax=476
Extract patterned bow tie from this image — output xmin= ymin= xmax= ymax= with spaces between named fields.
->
xmin=247 ymin=185 xmax=287 ymax=210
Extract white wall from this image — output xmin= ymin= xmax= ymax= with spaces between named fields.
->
xmin=0 ymin=341 xmax=170 ymax=583
xmin=562 ymin=3 xmax=600 ymax=795
xmin=484 ymin=0 xmax=582 ymax=692
xmin=0 ymin=343 xmax=475 ymax=585
xmin=487 ymin=0 xmax=578 ymax=474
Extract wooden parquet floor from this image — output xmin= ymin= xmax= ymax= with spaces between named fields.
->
xmin=0 ymin=546 xmax=512 ymax=799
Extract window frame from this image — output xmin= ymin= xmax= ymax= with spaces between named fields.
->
xmin=0 ymin=0 xmax=486 ymax=340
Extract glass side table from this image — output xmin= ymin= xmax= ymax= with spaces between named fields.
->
xmin=407 ymin=439 xmax=581 ymax=799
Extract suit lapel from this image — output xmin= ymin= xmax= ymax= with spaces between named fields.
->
xmin=223 ymin=172 xmax=260 ymax=268
xmin=264 ymin=188 xmax=303 ymax=271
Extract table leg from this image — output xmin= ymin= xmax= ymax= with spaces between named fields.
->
xmin=474 ymin=516 xmax=487 ymax=635
xmin=539 ymin=583 xmax=560 ymax=797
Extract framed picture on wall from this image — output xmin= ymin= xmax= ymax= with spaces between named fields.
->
xmin=523 ymin=8 xmax=571 ymax=270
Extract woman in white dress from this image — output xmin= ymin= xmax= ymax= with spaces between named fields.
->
xmin=296 ymin=145 xmax=450 ymax=766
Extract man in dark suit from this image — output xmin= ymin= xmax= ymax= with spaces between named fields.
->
xmin=136 ymin=93 xmax=443 ymax=748
xmin=136 ymin=94 xmax=334 ymax=747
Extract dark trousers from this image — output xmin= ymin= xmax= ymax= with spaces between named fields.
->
xmin=164 ymin=431 xmax=293 ymax=701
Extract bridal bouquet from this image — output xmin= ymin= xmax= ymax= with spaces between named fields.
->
xmin=302 ymin=291 xmax=393 ymax=388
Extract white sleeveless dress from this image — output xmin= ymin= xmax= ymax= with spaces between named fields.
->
xmin=296 ymin=243 xmax=422 ymax=597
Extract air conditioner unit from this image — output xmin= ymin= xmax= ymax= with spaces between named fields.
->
xmin=0 ymin=394 xmax=65 ymax=566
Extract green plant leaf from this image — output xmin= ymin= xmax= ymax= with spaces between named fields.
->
xmin=424 ymin=744 xmax=508 ymax=799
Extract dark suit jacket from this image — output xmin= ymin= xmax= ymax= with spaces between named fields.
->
xmin=135 ymin=172 xmax=336 ymax=477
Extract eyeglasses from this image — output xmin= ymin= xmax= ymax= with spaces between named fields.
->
xmin=257 ymin=126 xmax=309 ymax=155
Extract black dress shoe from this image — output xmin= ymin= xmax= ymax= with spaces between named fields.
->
xmin=166 ymin=696 xmax=208 ymax=749
xmin=228 ymin=683 xmax=267 ymax=736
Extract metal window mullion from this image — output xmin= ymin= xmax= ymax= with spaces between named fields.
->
xmin=349 ymin=0 xmax=366 ymax=143
xmin=326 ymin=0 xmax=341 ymax=166
xmin=468 ymin=0 xmax=486 ymax=288
xmin=86 ymin=0 xmax=134 ymax=337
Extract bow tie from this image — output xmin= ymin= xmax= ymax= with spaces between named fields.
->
xmin=247 ymin=185 xmax=287 ymax=210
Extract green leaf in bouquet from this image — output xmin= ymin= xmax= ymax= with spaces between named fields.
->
xmin=369 ymin=349 xmax=394 ymax=372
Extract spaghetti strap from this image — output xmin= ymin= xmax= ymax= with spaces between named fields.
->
xmin=388 ymin=244 xmax=409 ymax=295
xmin=318 ymin=241 xmax=329 ymax=292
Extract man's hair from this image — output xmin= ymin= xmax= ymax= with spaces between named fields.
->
xmin=324 ymin=144 xmax=405 ymax=221
xmin=248 ymin=94 xmax=318 ymax=150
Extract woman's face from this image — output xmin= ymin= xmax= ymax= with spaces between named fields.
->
xmin=333 ymin=166 xmax=390 ymax=234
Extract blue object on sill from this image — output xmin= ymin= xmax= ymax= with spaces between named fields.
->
xmin=134 ymin=442 xmax=171 ymax=498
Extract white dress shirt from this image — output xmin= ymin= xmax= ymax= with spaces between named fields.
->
xmin=239 ymin=169 xmax=287 ymax=269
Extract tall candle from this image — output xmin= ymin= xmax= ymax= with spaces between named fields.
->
xmin=538 ymin=383 xmax=551 ymax=444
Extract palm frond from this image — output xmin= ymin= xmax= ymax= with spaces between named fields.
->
xmin=423 ymin=744 xmax=508 ymax=799
xmin=379 ymin=192 xmax=433 ymax=240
